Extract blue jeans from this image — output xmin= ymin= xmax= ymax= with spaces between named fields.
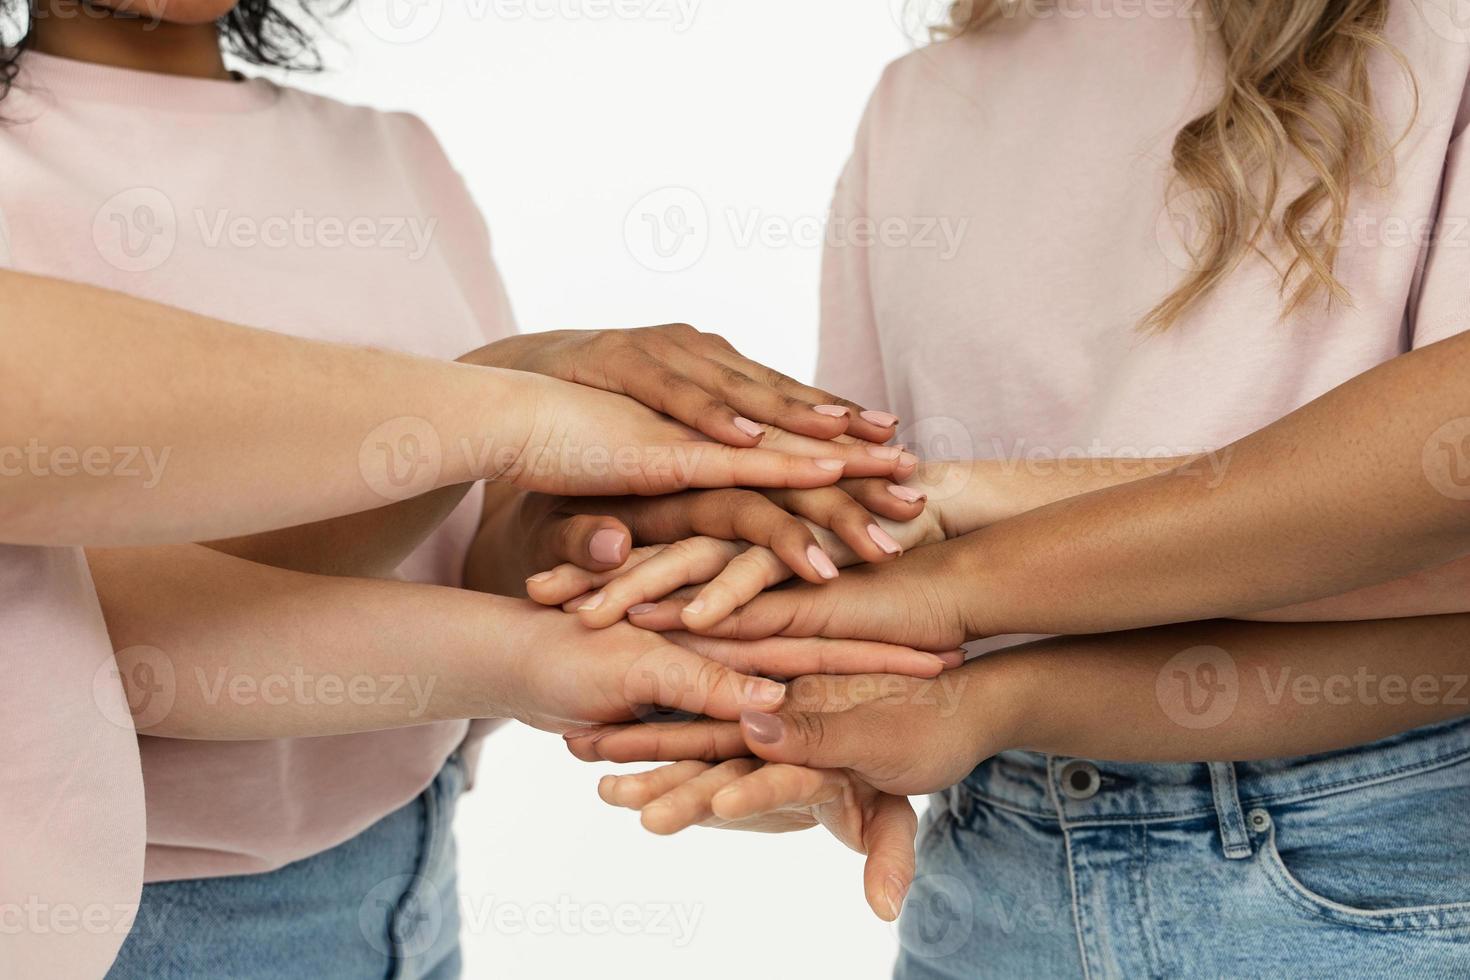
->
xmin=109 ymin=754 xmax=465 ymax=980
xmin=896 ymin=718 xmax=1470 ymax=979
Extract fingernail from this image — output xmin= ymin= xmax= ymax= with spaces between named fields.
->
xmin=711 ymin=786 xmax=737 ymax=806
xmin=683 ymin=598 xmax=707 ymax=616
xmin=884 ymin=875 xmax=908 ymax=920
xmin=589 ymin=529 xmax=627 ymax=565
xmin=629 ymin=603 xmax=658 ymax=615
xmin=899 ymin=451 xmax=919 ymax=468
xmin=806 ymin=544 xmax=839 ymax=580
xmin=747 ymin=681 xmax=786 ymax=707
xmin=733 ymin=416 xmax=764 ymax=439
xmin=867 ymin=524 xmax=903 ymax=555
xmin=887 ymin=485 xmax=926 ymax=503
xmin=861 ymin=411 xmax=899 ymax=428
xmin=578 ymin=592 xmax=606 ymax=612
xmin=563 ymin=726 xmax=602 ymax=740
xmin=741 ymin=709 xmax=785 ymax=742
xmin=938 ymin=651 xmax=966 ymax=669
xmin=814 ymin=459 xmax=845 ymax=472
xmin=866 ymin=445 xmax=902 ymax=461
xmin=813 ymin=405 xmax=848 ymax=418
xmin=527 ymin=571 xmax=555 ymax=584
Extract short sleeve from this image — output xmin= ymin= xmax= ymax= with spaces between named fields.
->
xmin=1410 ymin=131 xmax=1470 ymax=349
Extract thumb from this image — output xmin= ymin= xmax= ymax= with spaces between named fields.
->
xmin=738 ymin=704 xmax=885 ymax=770
xmin=862 ymin=793 xmax=917 ymax=922
xmin=543 ymin=513 xmax=631 ymax=571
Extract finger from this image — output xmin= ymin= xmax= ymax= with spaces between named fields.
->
xmin=765 ymin=486 xmax=904 ymax=565
xmin=639 ymin=758 xmax=765 ymax=835
xmin=754 ymin=428 xmax=908 ymax=480
xmin=547 ymin=514 xmax=632 ymax=571
xmin=862 ymin=794 xmax=919 ymax=922
xmin=739 ymin=702 xmax=893 ymax=770
xmin=680 ymin=546 xmax=792 ymax=630
xmin=526 ymin=544 xmax=667 ymax=606
xmin=708 ymin=762 xmax=849 ymax=821
xmin=626 ymin=597 xmax=696 ymax=631
xmin=699 ymin=347 xmax=901 ymax=444
xmin=625 ymin=644 xmax=787 ymax=721
xmin=835 ymin=478 xmax=929 ymax=523
xmin=683 ymin=491 xmax=838 ymax=586
xmin=597 ymin=760 xmax=712 ymax=810
xmin=672 ymin=633 xmax=948 ymax=680
xmin=610 ymin=347 xmax=766 ymax=448
xmin=568 ymin=720 xmax=747 ymax=763
xmin=677 ymin=446 xmax=848 ymax=491
xmin=574 ymin=537 xmax=743 ymax=627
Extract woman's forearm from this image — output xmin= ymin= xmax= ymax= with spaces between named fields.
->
xmin=996 ymin=614 xmax=1470 ymax=762
xmin=87 ymin=543 xmax=522 ymax=738
xmin=0 ymin=270 xmax=529 ymax=547
xmin=961 ymin=331 xmax=1470 ymax=637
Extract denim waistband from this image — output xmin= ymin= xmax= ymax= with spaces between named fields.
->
xmin=955 ymin=717 xmax=1470 ymax=831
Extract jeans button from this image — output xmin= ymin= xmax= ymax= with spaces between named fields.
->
xmin=1059 ymin=761 xmax=1101 ymax=801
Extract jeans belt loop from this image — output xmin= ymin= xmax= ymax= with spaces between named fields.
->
xmin=1207 ymin=762 xmax=1253 ymax=860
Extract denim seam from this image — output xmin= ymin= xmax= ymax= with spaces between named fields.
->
xmin=1238 ymin=745 xmax=1470 ymax=811
xmin=1050 ymin=758 xmax=1096 ymax=980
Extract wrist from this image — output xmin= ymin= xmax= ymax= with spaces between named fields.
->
xmin=437 ymin=363 xmax=544 ymax=483
xmin=952 ymin=651 xmax=1036 ymax=763
xmin=941 ymin=529 xmax=1023 ymax=640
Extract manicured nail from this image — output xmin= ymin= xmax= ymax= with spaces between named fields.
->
xmin=563 ymin=726 xmax=602 ymax=740
xmin=589 ymin=529 xmax=627 ymax=565
xmin=938 ymin=651 xmax=966 ymax=669
xmin=747 ymin=681 xmax=786 ymax=707
xmin=682 ymin=598 xmax=707 ymax=616
xmin=814 ymin=458 xmax=845 ymax=472
xmin=887 ymin=485 xmax=926 ymax=503
xmin=578 ymin=592 xmax=606 ymax=612
xmin=861 ymin=410 xmax=900 ymax=428
xmin=711 ymin=785 xmax=737 ymax=806
xmin=527 ymin=571 xmax=555 ymax=584
xmin=733 ymin=416 xmax=764 ymax=439
xmin=866 ymin=445 xmax=902 ymax=461
xmin=883 ymin=875 xmax=909 ymax=920
xmin=806 ymin=545 xmax=839 ymax=580
xmin=813 ymin=404 xmax=848 ymax=418
xmin=867 ymin=524 xmax=902 ymax=555
xmin=898 ymin=451 xmax=919 ymax=468
xmin=629 ymin=603 xmax=658 ymax=615
xmin=741 ymin=709 xmax=785 ymax=742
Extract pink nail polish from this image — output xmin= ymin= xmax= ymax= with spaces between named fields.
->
xmin=861 ymin=410 xmax=900 ymax=428
xmin=578 ymin=592 xmax=606 ymax=612
xmin=741 ymin=709 xmax=785 ymax=742
xmin=807 ymin=544 xmax=840 ymax=580
xmin=867 ymin=524 xmax=903 ymax=555
xmin=683 ymin=598 xmax=708 ymax=616
xmin=733 ymin=417 xmax=764 ymax=438
xmin=887 ymin=485 xmax=926 ymax=503
xmin=629 ymin=603 xmax=658 ymax=615
xmin=898 ymin=451 xmax=919 ymax=469
xmin=588 ymin=529 xmax=627 ymax=565
xmin=814 ymin=459 xmax=845 ymax=472
xmin=866 ymin=445 xmax=902 ymax=461
xmin=813 ymin=405 xmax=848 ymax=418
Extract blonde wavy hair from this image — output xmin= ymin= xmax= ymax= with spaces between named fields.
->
xmin=936 ymin=0 xmax=1415 ymax=330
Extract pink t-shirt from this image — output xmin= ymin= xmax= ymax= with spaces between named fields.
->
xmin=1 ymin=51 xmax=514 ymax=971
xmin=819 ymin=5 xmax=1470 ymax=615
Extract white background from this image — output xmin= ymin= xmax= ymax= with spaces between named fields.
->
xmin=281 ymin=2 xmax=928 ymax=977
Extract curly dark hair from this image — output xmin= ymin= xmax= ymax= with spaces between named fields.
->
xmin=0 ymin=0 xmax=331 ymax=103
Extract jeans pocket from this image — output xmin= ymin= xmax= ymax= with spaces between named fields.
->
xmin=1251 ymin=761 xmax=1470 ymax=932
